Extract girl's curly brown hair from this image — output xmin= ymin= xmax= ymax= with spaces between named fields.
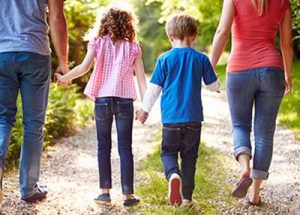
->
xmin=97 ymin=7 xmax=137 ymax=43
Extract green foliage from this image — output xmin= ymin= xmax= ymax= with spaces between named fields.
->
xmin=44 ymin=84 xmax=80 ymax=142
xmin=132 ymin=138 xmax=234 ymax=214
xmin=6 ymin=83 xmax=94 ymax=169
xmin=132 ymin=0 xmax=223 ymax=72
xmin=133 ymin=0 xmax=170 ymax=72
xmin=291 ymin=0 xmax=300 ymax=40
xmin=291 ymin=0 xmax=300 ymax=57
xmin=146 ymin=0 xmax=222 ymax=50
xmin=279 ymin=60 xmax=300 ymax=133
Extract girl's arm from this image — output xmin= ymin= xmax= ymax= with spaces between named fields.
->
xmin=56 ymin=48 xmax=96 ymax=82
xmin=280 ymin=7 xmax=294 ymax=95
xmin=210 ymin=0 xmax=235 ymax=69
xmin=134 ymin=57 xmax=147 ymax=100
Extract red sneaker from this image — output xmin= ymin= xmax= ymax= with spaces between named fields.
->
xmin=168 ymin=173 xmax=182 ymax=206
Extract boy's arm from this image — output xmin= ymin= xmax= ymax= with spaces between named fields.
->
xmin=56 ymin=48 xmax=96 ymax=82
xmin=134 ymin=57 xmax=147 ymax=100
xmin=141 ymin=83 xmax=162 ymax=113
xmin=206 ymin=78 xmax=221 ymax=92
xmin=136 ymin=83 xmax=162 ymax=124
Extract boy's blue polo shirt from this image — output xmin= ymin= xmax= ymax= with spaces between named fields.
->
xmin=150 ymin=47 xmax=217 ymax=123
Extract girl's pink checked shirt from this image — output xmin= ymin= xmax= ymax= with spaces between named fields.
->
xmin=84 ymin=36 xmax=142 ymax=101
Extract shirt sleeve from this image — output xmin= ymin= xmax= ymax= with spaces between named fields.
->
xmin=133 ymin=44 xmax=142 ymax=58
xmin=88 ymin=38 xmax=98 ymax=50
xmin=150 ymin=58 xmax=165 ymax=87
xmin=202 ymin=56 xmax=218 ymax=85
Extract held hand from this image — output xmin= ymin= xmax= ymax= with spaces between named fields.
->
xmin=284 ymin=78 xmax=292 ymax=96
xmin=55 ymin=64 xmax=69 ymax=86
xmin=135 ymin=109 xmax=148 ymax=124
xmin=54 ymin=72 xmax=69 ymax=86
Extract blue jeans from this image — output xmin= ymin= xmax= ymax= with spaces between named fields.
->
xmin=161 ymin=122 xmax=201 ymax=200
xmin=95 ymin=97 xmax=134 ymax=194
xmin=226 ymin=67 xmax=285 ymax=180
xmin=0 ymin=52 xmax=51 ymax=198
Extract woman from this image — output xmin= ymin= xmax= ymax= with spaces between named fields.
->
xmin=210 ymin=0 xmax=293 ymax=205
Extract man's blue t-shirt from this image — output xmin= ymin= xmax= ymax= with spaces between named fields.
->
xmin=150 ymin=47 xmax=217 ymax=123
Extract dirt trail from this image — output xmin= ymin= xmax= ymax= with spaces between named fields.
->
xmin=0 ymin=99 xmax=161 ymax=215
xmin=202 ymin=90 xmax=300 ymax=215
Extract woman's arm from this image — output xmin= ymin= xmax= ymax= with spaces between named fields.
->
xmin=280 ymin=7 xmax=294 ymax=95
xmin=210 ymin=0 xmax=235 ymax=69
xmin=56 ymin=48 xmax=96 ymax=82
xmin=134 ymin=57 xmax=147 ymax=100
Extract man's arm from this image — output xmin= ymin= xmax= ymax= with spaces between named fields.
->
xmin=48 ymin=0 xmax=68 ymax=74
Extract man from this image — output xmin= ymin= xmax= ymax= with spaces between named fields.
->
xmin=0 ymin=0 xmax=68 ymax=203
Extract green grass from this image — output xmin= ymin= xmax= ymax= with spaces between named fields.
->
xmin=130 ymin=137 xmax=236 ymax=215
xmin=216 ymin=61 xmax=300 ymax=134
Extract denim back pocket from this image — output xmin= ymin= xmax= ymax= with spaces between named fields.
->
xmin=95 ymin=102 xmax=109 ymax=120
xmin=260 ymin=67 xmax=285 ymax=94
xmin=162 ymin=126 xmax=181 ymax=149
xmin=226 ymin=71 xmax=250 ymax=91
xmin=22 ymin=53 xmax=51 ymax=84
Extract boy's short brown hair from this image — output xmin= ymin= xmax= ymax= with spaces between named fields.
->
xmin=166 ymin=14 xmax=198 ymax=40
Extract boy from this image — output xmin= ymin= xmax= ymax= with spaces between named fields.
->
xmin=136 ymin=14 xmax=220 ymax=206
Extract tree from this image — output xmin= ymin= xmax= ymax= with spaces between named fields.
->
xmin=291 ymin=0 xmax=300 ymax=57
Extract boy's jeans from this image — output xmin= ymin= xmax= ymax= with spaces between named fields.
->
xmin=161 ymin=122 xmax=201 ymax=200
xmin=0 ymin=52 xmax=51 ymax=198
xmin=226 ymin=67 xmax=285 ymax=179
xmin=95 ymin=97 xmax=134 ymax=194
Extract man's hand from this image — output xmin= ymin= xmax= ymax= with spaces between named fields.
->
xmin=135 ymin=109 xmax=149 ymax=124
xmin=54 ymin=64 xmax=69 ymax=85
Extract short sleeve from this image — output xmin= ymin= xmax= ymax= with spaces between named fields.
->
xmin=202 ymin=56 xmax=218 ymax=85
xmin=88 ymin=38 xmax=99 ymax=50
xmin=132 ymin=43 xmax=142 ymax=58
xmin=150 ymin=58 xmax=165 ymax=87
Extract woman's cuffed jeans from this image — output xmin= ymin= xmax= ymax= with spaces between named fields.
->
xmin=226 ymin=67 xmax=285 ymax=180
xmin=0 ymin=52 xmax=51 ymax=198
xmin=95 ymin=97 xmax=134 ymax=194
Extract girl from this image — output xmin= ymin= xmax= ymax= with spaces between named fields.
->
xmin=56 ymin=6 xmax=147 ymax=207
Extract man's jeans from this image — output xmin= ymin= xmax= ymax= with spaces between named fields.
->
xmin=161 ymin=122 xmax=201 ymax=200
xmin=0 ymin=52 xmax=50 ymax=198
xmin=226 ymin=67 xmax=285 ymax=180
xmin=95 ymin=97 xmax=134 ymax=194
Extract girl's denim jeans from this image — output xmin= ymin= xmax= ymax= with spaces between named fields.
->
xmin=95 ymin=97 xmax=134 ymax=194
xmin=161 ymin=122 xmax=201 ymax=200
xmin=0 ymin=52 xmax=51 ymax=198
xmin=226 ymin=67 xmax=285 ymax=180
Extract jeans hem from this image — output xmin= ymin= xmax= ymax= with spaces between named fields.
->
xmin=21 ymin=186 xmax=39 ymax=199
xmin=251 ymin=169 xmax=269 ymax=180
xmin=166 ymin=170 xmax=181 ymax=181
xmin=122 ymin=190 xmax=134 ymax=195
xmin=234 ymin=147 xmax=252 ymax=161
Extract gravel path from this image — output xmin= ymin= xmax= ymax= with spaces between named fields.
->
xmin=0 ymin=100 xmax=161 ymax=215
xmin=0 ymin=89 xmax=299 ymax=215
xmin=202 ymin=90 xmax=300 ymax=215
